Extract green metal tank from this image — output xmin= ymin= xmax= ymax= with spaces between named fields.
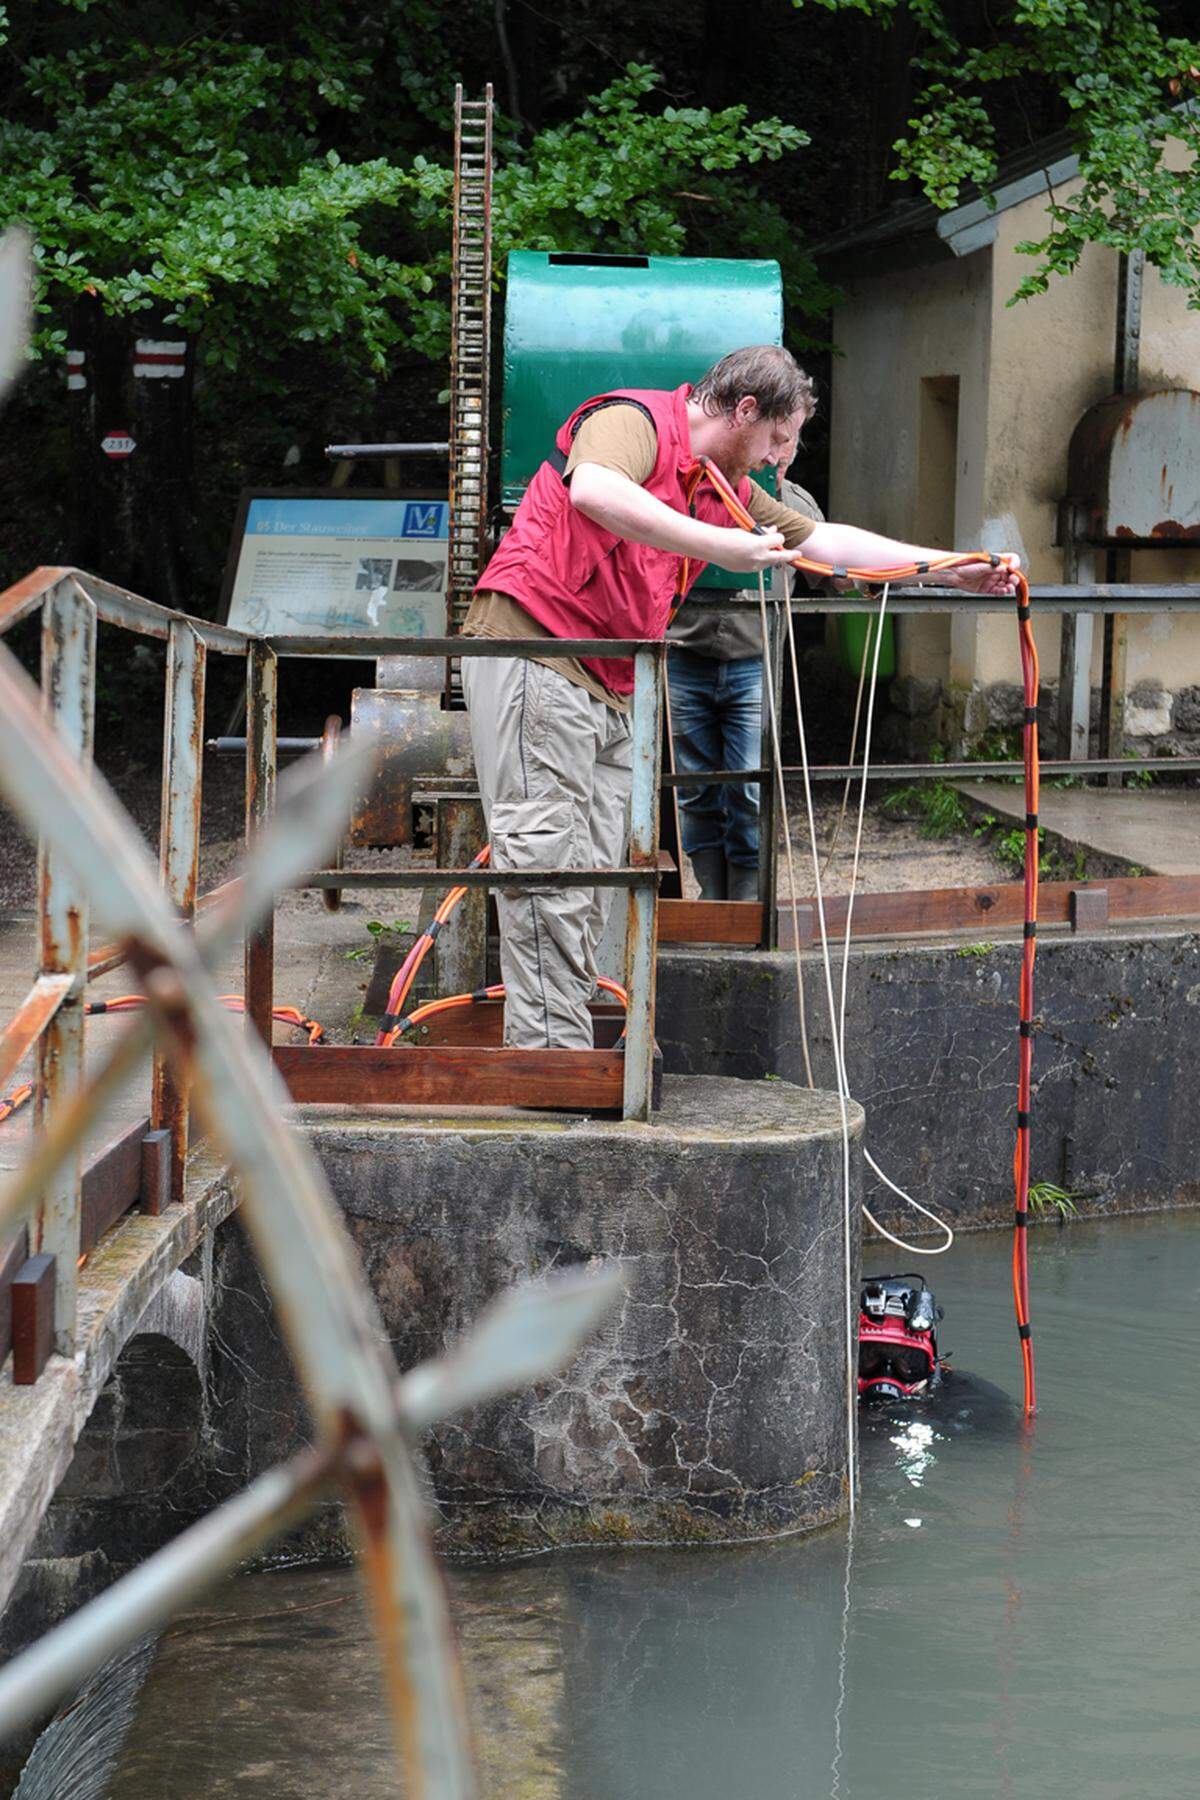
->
xmin=500 ymin=251 xmax=783 ymax=587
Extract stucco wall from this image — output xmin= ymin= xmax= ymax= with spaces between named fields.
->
xmin=829 ymin=250 xmax=992 ymax=686
xmin=981 ymin=174 xmax=1200 ymax=693
xmin=829 ymin=153 xmax=1200 ymax=732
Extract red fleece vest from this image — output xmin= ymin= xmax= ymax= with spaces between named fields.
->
xmin=475 ymin=384 xmax=753 ymax=695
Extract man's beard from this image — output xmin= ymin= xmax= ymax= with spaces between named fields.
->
xmin=705 ymin=426 xmax=755 ymax=483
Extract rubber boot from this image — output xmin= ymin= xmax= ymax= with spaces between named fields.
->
xmin=690 ymin=848 xmax=727 ymax=900
xmin=727 ymin=862 xmax=760 ymax=903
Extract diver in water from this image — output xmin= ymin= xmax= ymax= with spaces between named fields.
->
xmin=858 ymin=1273 xmax=1017 ymax=1435
xmin=857 ymin=1274 xmax=945 ymax=1402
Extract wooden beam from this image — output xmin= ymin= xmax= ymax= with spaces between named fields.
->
xmin=409 ymin=1002 xmax=627 ymax=1049
xmin=273 ymin=1044 xmax=627 ymax=1111
xmin=774 ymin=873 xmax=1200 ymax=942
xmin=80 ymin=1117 xmax=153 ymax=1255
xmin=12 ymin=1254 xmax=55 ymax=1384
xmin=659 ymin=899 xmax=764 ymax=945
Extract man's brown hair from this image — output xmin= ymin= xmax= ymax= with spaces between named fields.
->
xmin=690 ymin=345 xmax=816 ymax=423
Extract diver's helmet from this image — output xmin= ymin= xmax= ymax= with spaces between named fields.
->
xmin=858 ymin=1274 xmax=944 ymax=1400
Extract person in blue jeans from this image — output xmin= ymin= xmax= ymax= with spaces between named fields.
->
xmin=668 ymin=478 xmax=822 ymax=901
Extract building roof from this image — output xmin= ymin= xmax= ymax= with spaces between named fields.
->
xmin=818 ymin=131 xmax=1079 ymax=278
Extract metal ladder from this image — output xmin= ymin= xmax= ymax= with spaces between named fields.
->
xmin=447 ymin=84 xmax=493 ymax=636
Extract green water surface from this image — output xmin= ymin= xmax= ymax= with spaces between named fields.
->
xmin=101 ymin=1212 xmax=1200 ymax=1799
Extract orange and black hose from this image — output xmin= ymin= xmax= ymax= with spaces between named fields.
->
xmin=692 ymin=452 xmax=1038 ymax=1415
xmin=84 ymin=994 xmax=327 ymax=1045
xmin=388 ymin=974 xmax=628 ymax=1041
xmin=376 ymin=844 xmax=492 ymax=1046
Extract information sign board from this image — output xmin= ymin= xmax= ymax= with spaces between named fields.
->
xmin=220 ymin=491 xmax=449 ymax=645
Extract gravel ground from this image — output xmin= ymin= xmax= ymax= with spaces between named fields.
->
xmin=777 ymin=782 xmax=1011 ymax=897
xmin=0 ymin=752 xmax=249 ymax=912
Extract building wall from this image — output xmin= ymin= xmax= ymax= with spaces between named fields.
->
xmin=829 ymin=248 xmax=992 ymax=689
xmin=982 ymin=174 xmax=1200 ymax=698
xmin=829 ymin=152 xmax=1200 ymax=749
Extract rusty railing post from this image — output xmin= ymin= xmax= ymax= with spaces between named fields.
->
xmin=244 ymin=640 xmax=277 ymax=1048
xmin=36 ymin=577 xmax=96 ymax=1353
xmin=622 ymin=645 xmax=663 ymax=1122
xmin=152 ymin=618 xmax=207 ymax=1204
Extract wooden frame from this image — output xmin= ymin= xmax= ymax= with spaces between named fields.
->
xmin=275 ymin=1045 xmax=629 ymax=1112
xmin=776 ymin=873 xmax=1200 ymax=944
xmin=272 ymin=1001 xmax=660 ymax=1114
xmin=659 ymin=899 xmax=765 ymax=946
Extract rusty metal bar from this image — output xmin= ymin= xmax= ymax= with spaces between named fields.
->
xmin=663 ymin=754 xmax=1200 ymax=786
xmin=692 ymin=586 xmax=1200 ymax=614
xmin=244 ymin=641 xmax=277 ymax=1049
xmin=622 ymin=646 xmax=663 ymax=1122
xmin=0 ymin=566 xmax=60 ymax=636
xmin=292 ymin=867 xmax=656 ymax=890
xmin=0 ymin=974 xmax=71 ymax=1089
xmin=325 ymin=442 xmax=451 ymax=459
xmin=1100 ymin=610 xmax=1128 ymax=787
xmin=1057 ymin=508 xmax=1096 ymax=761
xmin=268 ymin=635 xmax=659 ymax=657
xmin=0 ymin=565 xmax=249 ymax=651
xmin=35 ymin=577 xmax=96 ymax=1354
xmin=152 ymin=619 xmax=207 ymax=1202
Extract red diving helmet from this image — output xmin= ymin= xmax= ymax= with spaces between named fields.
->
xmin=858 ymin=1274 xmax=944 ymax=1401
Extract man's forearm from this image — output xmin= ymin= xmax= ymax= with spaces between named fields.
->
xmin=569 ymin=462 xmax=737 ymax=562
xmin=804 ymin=521 xmax=963 ymax=576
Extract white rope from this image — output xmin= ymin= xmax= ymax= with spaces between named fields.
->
xmin=829 ymin=1515 xmax=855 ymax=1799
xmin=778 ymin=586 xmax=953 ymax=1259
xmin=757 ymin=574 xmax=855 ymax=1515
xmin=756 ymin=579 xmax=814 ymax=1086
xmin=826 ymin=591 xmax=954 ymax=1259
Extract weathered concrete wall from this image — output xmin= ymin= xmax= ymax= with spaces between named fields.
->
xmin=312 ymin=1075 xmax=862 ymax=1554
xmin=1 ymin=1071 xmax=863 ymax=1702
xmin=658 ymin=928 xmax=1200 ymax=1233
xmin=0 ymin=1215 xmax=316 ymax=1679
xmin=829 ymin=244 xmax=991 ymax=700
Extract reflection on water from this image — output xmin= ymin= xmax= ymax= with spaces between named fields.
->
xmin=55 ymin=1214 xmax=1200 ymax=1798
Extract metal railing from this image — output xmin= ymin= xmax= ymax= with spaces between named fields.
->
xmin=673 ymin=581 xmax=1200 ymax=789
xmin=0 ymin=566 xmax=624 ymax=1796
xmin=0 ymin=569 xmax=664 ymax=1370
xmin=252 ymin=632 xmax=665 ymax=1122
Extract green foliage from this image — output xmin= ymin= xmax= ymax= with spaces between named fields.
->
xmin=882 ymin=775 xmax=968 ymax=837
xmin=492 ymin=65 xmax=829 ymax=325
xmin=1027 ymin=1180 xmax=1081 ymax=1220
xmin=795 ymin=1 xmax=1200 ymax=308
xmin=346 ymin=917 xmax=417 ymax=961
xmin=994 ymin=824 xmax=1038 ymax=875
xmin=954 ymin=941 xmax=996 ymax=957
xmin=0 ymin=7 xmax=821 ymax=382
xmin=0 ymin=6 xmax=461 ymax=374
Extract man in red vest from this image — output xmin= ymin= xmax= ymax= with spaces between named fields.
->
xmin=461 ymin=345 xmax=1018 ymax=1051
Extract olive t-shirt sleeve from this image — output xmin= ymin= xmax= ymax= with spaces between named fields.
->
xmin=747 ymin=482 xmax=817 ymax=549
xmin=563 ymin=404 xmax=658 ymax=485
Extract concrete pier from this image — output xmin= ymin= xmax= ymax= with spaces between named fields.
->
xmin=309 ymin=1073 xmax=863 ymax=1552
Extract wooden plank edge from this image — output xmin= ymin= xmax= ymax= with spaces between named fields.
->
xmin=272 ymin=1044 xmax=626 ymax=1111
xmin=12 ymin=1253 xmax=55 ymax=1384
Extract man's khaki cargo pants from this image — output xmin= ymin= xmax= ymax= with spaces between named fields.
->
xmin=462 ymin=655 xmax=632 ymax=1049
